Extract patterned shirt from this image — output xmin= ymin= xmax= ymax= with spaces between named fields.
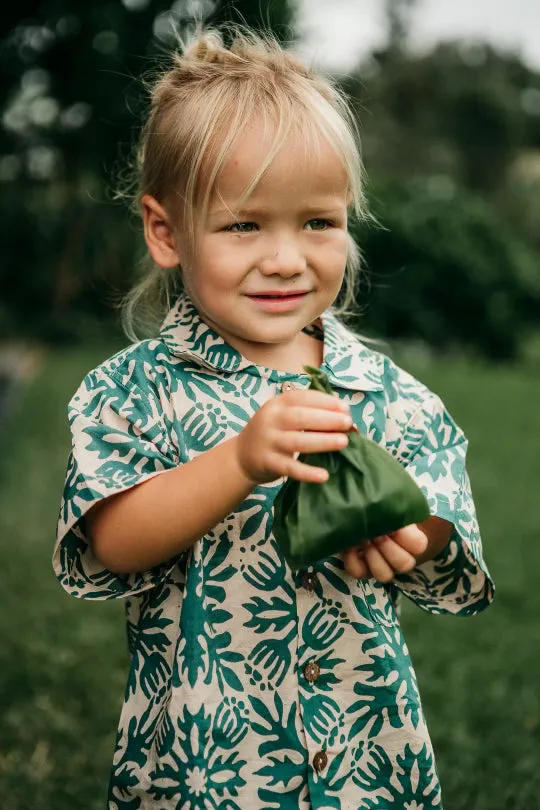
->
xmin=54 ymin=294 xmax=494 ymax=810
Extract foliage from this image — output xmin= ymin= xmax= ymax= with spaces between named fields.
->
xmin=0 ymin=0 xmax=295 ymax=343
xmin=1 ymin=1 xmax=295 ymax=181
xmin=351 ymin=180 xmax=540 ymax=360
xmin=347 ymin=40 xmax=540 ymax=193
xmin=1 ymin=2 xmax=540 ymax=358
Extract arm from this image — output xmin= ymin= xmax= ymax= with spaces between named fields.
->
xmin=415 ymin=515 xmax=453 ymax=564
xmin=341 ymin=381 xmax=493 ymax=612
xmin=88 ymin=389 xmax=353 ymax=574
xmin=87 ymin=436 xmax=254 ymax=574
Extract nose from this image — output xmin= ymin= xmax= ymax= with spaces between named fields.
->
xmin=259 ymin=239 xmax=307 ymax=277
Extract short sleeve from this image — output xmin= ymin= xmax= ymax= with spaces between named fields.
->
xmin=393 ymin=395 xmax=494 ymax=616
xmin=53 ymin=368 xmax=181 ymax=600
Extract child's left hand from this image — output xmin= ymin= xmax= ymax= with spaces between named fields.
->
xmin=342 ymin=524 xmax=429 ymax=582
xmin=342 ymin=517 xmax=453 ymax=582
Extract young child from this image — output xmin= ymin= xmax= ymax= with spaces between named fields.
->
xmin=54 ymin=28 xmax=494 ymax=810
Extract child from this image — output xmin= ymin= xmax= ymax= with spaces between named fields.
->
xmin=54 ymin=28 xmax=494 ymax=810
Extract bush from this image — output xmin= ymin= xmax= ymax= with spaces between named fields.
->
xmin=0 ymin=187 xmax=133 ymax=345
xmin=352 ymin=180 xmax=540 ymax=360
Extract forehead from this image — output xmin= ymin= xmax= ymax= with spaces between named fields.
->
xmin=213 ymin=118 xmax=348 ymax=204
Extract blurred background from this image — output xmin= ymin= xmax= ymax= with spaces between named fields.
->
xmin=0 ymin=1 xmax=539 ymax=808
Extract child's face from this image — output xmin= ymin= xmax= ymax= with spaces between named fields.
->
xmin=147 ymin=118 xmax=349 ymax=366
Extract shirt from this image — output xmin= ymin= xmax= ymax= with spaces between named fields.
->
xmin=54 ymin=294 xmax=494 ymax=810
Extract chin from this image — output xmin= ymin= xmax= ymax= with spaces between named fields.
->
xmin=244 ymin=321 xmax=303 ymax=341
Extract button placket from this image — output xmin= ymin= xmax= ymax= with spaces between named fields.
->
xmin=297 ymin=569 xmax=330 ymax=780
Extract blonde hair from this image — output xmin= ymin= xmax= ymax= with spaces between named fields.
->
xmin=121 ymin=27 xmax=368 ymax=340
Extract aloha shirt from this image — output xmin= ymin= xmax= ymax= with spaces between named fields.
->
xmin=54 ymin=294 xmax=494 ymax=810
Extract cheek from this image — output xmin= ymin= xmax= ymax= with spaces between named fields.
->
xmin=200 ymin=239 xmax=252 ymax=278
xmin=318 ymin=233 xmax=348 ymax=272
xmin=185 ymin=255 xmax=242 ymax=301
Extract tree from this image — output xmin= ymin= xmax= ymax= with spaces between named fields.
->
xmin=345 ymin=42 xmax=533 ymax=194
xmin=385 ymin=0 xmax=417 ymax=57
xmin=0 ymin=1 xmax=297 ymax=340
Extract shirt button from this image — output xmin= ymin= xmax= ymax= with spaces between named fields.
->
xmin=280 ymin=381 xmax=298 ymax=392
xmin=304 ymin=661 xmax=321 ymax=684
xmin=301 ymin=571 xmax=319 ymax=592
xmin=313 ymin=750 xmax=328 ymax=773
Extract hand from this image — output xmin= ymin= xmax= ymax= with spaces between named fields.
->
xmin=342 ymin=523 xmax=429 ymax=582
xmin=233 ymin=389 xmax=353 ymax=485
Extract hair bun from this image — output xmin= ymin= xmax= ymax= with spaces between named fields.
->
xmin=184 ymin=32 xmax=226 ymax=65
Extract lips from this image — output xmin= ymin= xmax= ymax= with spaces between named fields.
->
xmin=245 ymin=291 xmax=310 ymax=312
xmin=246 ymin=291 xmax=309 ymax=298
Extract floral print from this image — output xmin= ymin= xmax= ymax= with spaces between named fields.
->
xmin=54 ymin=294 xmax=494 ymax=808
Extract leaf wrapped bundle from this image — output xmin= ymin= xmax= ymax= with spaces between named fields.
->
xmin=272 ymin=366 xmax=430 ymax=569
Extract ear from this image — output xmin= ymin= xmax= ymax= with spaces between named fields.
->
xmin=141 ymin=194 xmax=182 ymax=268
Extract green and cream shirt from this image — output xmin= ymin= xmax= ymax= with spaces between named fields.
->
xmin=54 ymin=294 xmax=494 ymax=810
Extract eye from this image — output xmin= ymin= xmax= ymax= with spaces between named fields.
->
xmin=306 ymin=219 xmax=334 ymax=231
xmin=225 ymin=222 xmax=258 ymax=233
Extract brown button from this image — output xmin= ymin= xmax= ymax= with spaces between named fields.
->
xmin=280 ymin=381 xmax=298 ymax=392
xmin=313 ymin=750 xmax=328 ymax=773
xmin=301 ymin=571 xmax=319 ymax=592
xmin=304 ymin=661 xmax=321 ymax=684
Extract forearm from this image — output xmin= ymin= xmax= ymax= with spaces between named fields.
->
xmin=87 ymin=436 xmax=255 ymax=574
xmin=415 ymin=515 xmax=454 ymax=565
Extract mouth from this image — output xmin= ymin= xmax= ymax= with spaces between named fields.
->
xmin=245 ymin=290 xmax=310 ymax=312
xmin=246 ymin=291 xmax=310 ymax=299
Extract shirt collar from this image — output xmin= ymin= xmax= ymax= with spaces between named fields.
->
xmin=160 ymin=294 xmax=384 ymax=392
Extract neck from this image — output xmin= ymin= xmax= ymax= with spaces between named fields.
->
xmin=236 ymin=330 xmax=323 ymax=373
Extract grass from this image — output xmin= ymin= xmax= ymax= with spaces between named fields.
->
xmin=392 ymin=349 xmax=540 ymax=810
xmin=1 ymin=341 xmax=539 ymax=809
xmin=0 ymin=341 xmax=127 ymax=810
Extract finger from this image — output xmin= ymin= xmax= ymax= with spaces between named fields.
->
xmin=278 ymin=456 xmax=330 ymax=484
xmin=342 ymin=545 xmax=370 ymax=579
xmin=372 ymin=536 xmax=417 ymax=574
xmin=389 ymin=524 xmax=429 ymax=557
xmin=364 ymin=543 xmax=396 ymax=583
xmin=279 ymin=389 xmax=351 ymax=413
xmin=279 ymin=406 xmax=353 ymax=433
xmin=277 ymin=430 xmax=349 ymax=455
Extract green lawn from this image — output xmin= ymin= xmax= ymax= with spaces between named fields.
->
xmin=0 ymin=342 xmax=538 ymax=809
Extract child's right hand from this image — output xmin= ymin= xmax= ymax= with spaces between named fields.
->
xmin=233 ymin=389 xmax=353 ymax=485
